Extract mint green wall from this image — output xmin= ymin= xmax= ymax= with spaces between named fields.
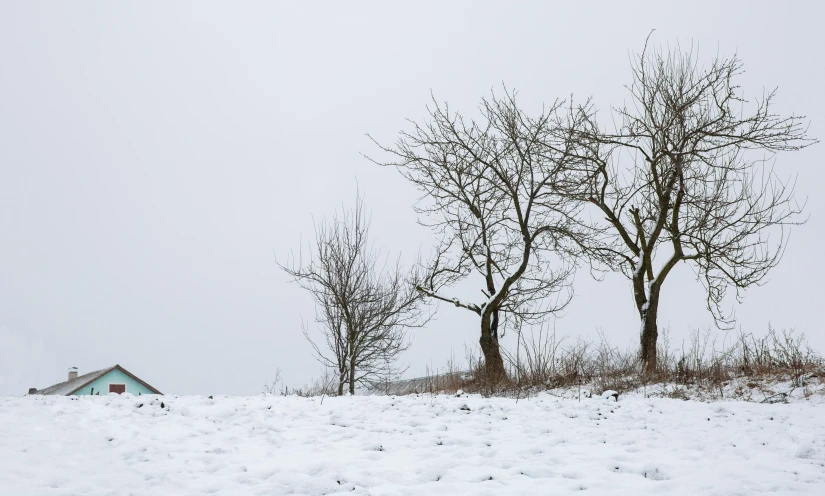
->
xmin=71 ymin=369 xmax=158 ymax=396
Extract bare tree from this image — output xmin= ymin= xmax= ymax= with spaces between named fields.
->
xmin=280 ymin=192 xmax=430 ymax=395
xmin=568 ymin=39 xmax=816 ymax=372
xmin=371 ymin=91 xmax=593 ymax=380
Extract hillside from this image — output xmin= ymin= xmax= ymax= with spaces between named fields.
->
xmin=1 ymin=392 xmax=823 ymax=495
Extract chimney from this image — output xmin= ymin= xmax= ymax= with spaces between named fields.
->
xmin=28 ymin=388 xmax=38 ymax=395
xmin=68 ymin=367 xmax=78 ymax=381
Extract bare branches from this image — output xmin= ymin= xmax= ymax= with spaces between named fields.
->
xmin=370 ymin=89 xmax=597 ymax=378
xmin=567 ymin=39 xmax=816 ymax=370
xmin=279 ymin=192 xmax=431 ymax=395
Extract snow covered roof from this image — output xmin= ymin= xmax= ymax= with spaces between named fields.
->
xmin=34 ymin=365 xmax=162 ymax=396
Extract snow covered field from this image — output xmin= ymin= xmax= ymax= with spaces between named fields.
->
xmin=1 ymin=393 xmax=824 ymax=495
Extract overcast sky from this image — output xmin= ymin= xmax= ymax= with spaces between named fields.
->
xmin=1 ymin=1 xmax=823 ymax=395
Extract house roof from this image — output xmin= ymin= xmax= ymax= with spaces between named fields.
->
xmin=35 ymin=365 xmax=162 ymax=396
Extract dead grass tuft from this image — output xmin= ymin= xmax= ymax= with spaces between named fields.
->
xmin=366 ymin=326 xmax=823 ymax=400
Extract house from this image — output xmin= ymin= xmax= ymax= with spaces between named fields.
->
xmin=30 ymin=365 xmax=162 ymax=396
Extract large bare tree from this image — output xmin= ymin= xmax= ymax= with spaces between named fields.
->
xmin=280 ymin=193 xmax=430 ymax=395
xmin=568 ymin=40 xmax=815 ymax=372
xmin=372 ymin=92 xmax=593 ymax=379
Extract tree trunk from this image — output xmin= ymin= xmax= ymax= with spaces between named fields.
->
xmin=347 ymin=325 xmax=356 ymax=395
xmin=479 ymin=308 xmax=506 ymax=380
xmin=639 ymin=287 xmax=660 ymax=374
xmin=348 ymin=357 xmax=356 ymax=395
xmin=337 ymin=368 xmax=346 ymax=396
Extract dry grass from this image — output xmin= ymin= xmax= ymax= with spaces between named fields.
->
xmin=265 ymin=368 xmax=339 ymax=397
xmin=364 ymin=326 xmax=823 ymax=400
xmin=287 ymin=326 xmax=823 ymax=401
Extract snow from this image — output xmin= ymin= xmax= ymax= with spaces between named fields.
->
xmin=1 ymin=393 xmax=824 ymax=495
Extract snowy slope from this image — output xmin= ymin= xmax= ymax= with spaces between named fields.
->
xmin=1 ymin=393 xmax=823 ymax=495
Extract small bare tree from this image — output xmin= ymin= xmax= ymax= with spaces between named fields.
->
xmin=372 ymin=91 xmax=593 ymax=380
xmin=568 ymin=38 xmax=816 ymax=372
xmin=280 ymin=192 xmax=430 ymax=395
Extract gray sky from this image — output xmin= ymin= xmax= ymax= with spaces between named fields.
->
xmin=1 ymin=1 xmax=823 ymax=395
